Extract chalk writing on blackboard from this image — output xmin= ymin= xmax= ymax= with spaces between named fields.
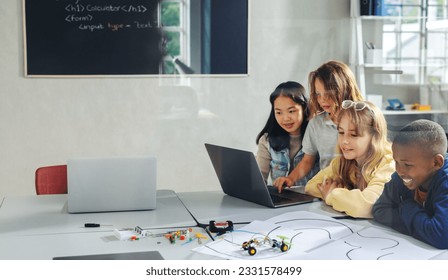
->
xmin=24 ymin=0 xmax=164 ymax=76
xmin=62 ymin=2 xmax=153 ymax=32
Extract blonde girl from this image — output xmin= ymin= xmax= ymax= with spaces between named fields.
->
xmin=305 ymin=100 xmax=395 ymax=218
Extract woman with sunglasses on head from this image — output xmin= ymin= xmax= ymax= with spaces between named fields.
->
xmin=256 ymin=81 xmax=320 ymax=186
xmin=305 ymin=100 xmax=395 ymax=218
xmin=274 ymin=61 xmax=364 ymax=192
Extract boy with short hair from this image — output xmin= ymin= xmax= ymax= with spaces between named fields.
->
xmin=372 ymin=119 xmax=448 ymax=249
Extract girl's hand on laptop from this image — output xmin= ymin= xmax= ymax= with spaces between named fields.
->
xmin=273 ymin=176 xmax=294 ymax=193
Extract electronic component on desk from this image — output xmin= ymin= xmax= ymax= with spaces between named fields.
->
xmin=195 ymin=233 xmax=208 ymax=244
xmin=114 ymin=226 xmax=151 ymax=241
xmin=164 ymin=228 xmax=193 ymax=244
xmin=209 ymin=220 xmax=234 ymax=234
xmin=114 ymin=226 xmax=196 ymax=243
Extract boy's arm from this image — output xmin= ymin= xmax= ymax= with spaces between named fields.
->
xmin=400 ymin=179 xmax=448 ymax=249
xmin=372 ymin=174 xmax=409 ymax=233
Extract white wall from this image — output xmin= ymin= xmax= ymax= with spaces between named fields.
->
xmin=0 ymin=0 xmax=350 ymax=198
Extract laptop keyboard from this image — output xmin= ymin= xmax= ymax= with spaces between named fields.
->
xmin=270 ymin=194 xmax=293 ymax=203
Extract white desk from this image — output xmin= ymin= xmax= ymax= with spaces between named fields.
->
xmin=176 ymin=190 xmax=373 ymax=227
xmin=0 ymin=190 xmax=197 ymax=236
xmin=0 ymin=190 xmax=213 ymax=260
xmin=1 ymin=190 xmax=447 ymax=260
xmin=0 ymin=226 xmax=211 ymax=260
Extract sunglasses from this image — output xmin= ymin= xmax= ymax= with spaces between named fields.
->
xmin=341 ymin=100 xmax=371 ymax=112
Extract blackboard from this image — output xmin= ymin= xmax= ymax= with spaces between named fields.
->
xmin=23 ymin=0 xmax=164 ymax=76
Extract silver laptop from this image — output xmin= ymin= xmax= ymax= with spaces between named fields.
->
xmin=53 ymin=251 xmax=164 ymax=260
xmin=67 ymin=156 xmax=157 ymax=213
xmin=205 ymin=143 xmax=318 ymax=208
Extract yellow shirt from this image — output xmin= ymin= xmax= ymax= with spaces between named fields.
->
xmin=305 ymin=152 xmax=395 ymax=218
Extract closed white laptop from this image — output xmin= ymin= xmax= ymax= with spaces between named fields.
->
xmin=67 ymin=156 xmax=157 ymax=213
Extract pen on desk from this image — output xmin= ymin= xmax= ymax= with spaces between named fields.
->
xmin=84 ymin=223 xmax=113 ymax=228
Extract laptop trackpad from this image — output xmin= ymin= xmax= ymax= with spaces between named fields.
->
xmin=267 ymin=185 xmax=316 ymax=200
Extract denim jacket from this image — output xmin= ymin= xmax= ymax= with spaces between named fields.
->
xmin=269 ymin=145 xmax=320 ymax=186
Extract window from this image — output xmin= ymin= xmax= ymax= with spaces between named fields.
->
xmin=159 ymin=0 xmax=190 ymax=74
xmin=156 ymin=0 xmax=249 ymax=76
xmin=380 ymin=0 xmax=448 ymax=84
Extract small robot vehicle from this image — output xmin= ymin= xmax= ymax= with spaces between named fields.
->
xmin=241 ymin=236 xmax=289 ymax=256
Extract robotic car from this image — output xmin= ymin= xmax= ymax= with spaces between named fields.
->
xmin=241 ymin=236 xmax=289 ymax=256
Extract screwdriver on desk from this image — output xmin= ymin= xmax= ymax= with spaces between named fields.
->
xmin=84 ymin=223 xmax=113 ymax=228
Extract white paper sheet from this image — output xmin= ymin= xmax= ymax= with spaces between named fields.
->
xmin=193 ymin=211 xmax=445 ymax=260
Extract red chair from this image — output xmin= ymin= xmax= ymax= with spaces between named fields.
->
xmin=35 ymin=165 xmax=68 ymax=195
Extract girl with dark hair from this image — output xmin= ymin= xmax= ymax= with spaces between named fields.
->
xmin=256 ymin=81 xmax=319 ymax=186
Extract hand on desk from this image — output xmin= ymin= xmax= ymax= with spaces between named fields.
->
xmin=317 ymin=177 xmax=341 ymax=200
